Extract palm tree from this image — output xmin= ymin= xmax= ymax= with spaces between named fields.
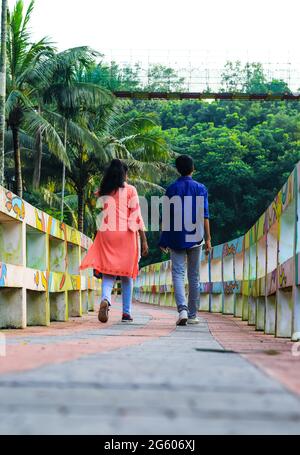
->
xmin=5 ymin=0 xmax=67 ymax=197
xmin=0 ymin=0 xmax=7 ymax=186
xmin=41 ymin=48 xmax=114 ymax=221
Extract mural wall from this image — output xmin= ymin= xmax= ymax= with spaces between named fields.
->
xmin=134 ymin=162 xmax=300 ymax=341
xmin=0 ymin=186 xmax=99 ymax=329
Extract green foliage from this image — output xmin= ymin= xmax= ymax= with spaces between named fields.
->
xmin=85 ymin=61 xmax=186 ymax=93
xmin=221 ymin=61 xmax=291 ymax=94
xmin=150 ymin=98 xmax=300 ymax=245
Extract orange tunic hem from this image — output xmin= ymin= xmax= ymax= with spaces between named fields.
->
xmin=80 ymin=262 xmax=139 ymax=279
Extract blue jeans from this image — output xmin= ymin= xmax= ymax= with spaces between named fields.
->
xmin=170 ymin=246 xmax=201 ymax=318
xmin=101 ymin=274 xmax=133 ymax=315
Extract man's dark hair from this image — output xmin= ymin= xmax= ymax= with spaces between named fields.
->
xmin=175 ymin=155 xmax=194 ymax=176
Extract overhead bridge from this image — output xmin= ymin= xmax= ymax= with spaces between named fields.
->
xmin=114 ymin=91 xmax=300 ymax=101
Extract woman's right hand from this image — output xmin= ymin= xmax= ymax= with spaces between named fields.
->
xmin=141 ymin=240 xmax=149 ymax=257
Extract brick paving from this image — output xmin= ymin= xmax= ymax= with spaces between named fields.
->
xmin=0 ymin=299 xmax=300 ymax=435
xmin=201 ymin=312 xmax=300 ymax=397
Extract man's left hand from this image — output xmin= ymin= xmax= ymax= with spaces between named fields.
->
xmin=205 ymin=240 xmax=212 ymax=256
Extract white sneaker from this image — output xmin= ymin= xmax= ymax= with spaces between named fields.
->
xmin=187 ymin=317 xmax=200 ymax=324
xmin=176 ymin=310 xmax=188 ymax=326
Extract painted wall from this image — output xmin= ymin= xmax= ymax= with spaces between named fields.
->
xmin=0 ymin=186 xmax=99 ymax=329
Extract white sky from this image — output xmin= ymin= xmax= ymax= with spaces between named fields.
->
xmin=6 ymin=0 xmax=300 ymax=89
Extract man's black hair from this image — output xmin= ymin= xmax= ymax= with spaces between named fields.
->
xmin=175 ymin=155 xmax=194 ymax=176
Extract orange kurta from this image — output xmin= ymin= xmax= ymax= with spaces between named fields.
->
xmin=80 ymin=183 xmax=145 ymax=279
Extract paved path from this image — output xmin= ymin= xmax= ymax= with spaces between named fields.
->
xmin=0 ymin=300 xmax=300 ymax=435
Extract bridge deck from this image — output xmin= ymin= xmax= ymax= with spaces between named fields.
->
xmin=114 ymin=91 xmax=300 ymax=101
xmin=0 ymin=299 xmax=299 ymax=435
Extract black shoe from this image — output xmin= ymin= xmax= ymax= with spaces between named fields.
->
xmin=122 ymin=313 xmax=133 ymax=322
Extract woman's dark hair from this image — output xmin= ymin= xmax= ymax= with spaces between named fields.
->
xmin=99 ymin=159 xmax=128 ymax=196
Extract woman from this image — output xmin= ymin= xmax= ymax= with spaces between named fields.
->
xmin=80 ymin=159 xmax=148 ymax=323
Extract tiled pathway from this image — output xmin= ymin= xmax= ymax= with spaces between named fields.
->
xmin=0 ymin=300 xmax=299 ymax=435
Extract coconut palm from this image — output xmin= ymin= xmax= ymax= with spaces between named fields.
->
xmin=27 ymin=46 xmax=109 ymax=191
xmin=0 ymin=0 xmax=7 ymax=186
xmin=41 ymin=48 xmax=114 ymax=220
xmin=5 ymin=0 xmax=68 ymax=197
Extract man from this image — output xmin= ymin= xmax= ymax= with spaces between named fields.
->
xmin=159 ymin=155 xmax=212 ymax=326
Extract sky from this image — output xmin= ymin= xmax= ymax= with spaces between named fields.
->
xmin=6 ymin=0 xmax=300 ymax=89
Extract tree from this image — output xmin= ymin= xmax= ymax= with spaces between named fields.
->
xmin=41 ymin=48 xmax=114 ymax=221
xmin=221 ymin=61 xmax=277 ymax=94
xmin=221 ymin=61 xmax=245 ymax=92
xmin=5 ymin=0 xmax=67 ymax=197
xmin=145 ymin=64 xmax=186 ymax=92
xmin=0 ymin=0 xmax=7 ymax=186
xmin=86 ymin=61 xmax=142 ymax=92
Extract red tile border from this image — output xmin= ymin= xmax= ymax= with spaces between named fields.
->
xmin=201 ymin=312 xmax=300 ymax=397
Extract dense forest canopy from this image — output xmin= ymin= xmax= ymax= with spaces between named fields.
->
xmin=2 ymin=1 xmax=300 ymax=267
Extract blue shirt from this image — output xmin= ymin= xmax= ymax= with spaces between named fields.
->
xmin=159 ymin=176 xmax=209 ymax=250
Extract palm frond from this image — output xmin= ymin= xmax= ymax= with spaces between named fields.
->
xmin=7 ymin=0 xmax=32 ymax=79
xmin=23 ymin=109 xmax=70 ymax=168
xmin=124 ymin=158 xmax=177 ymax=184
xmin=22 ymin=0 xmax=35 ymax=32
xmin=40 ymin=47 xmax=101 ymax=88
xmin=121 ymin=129 xmax=171 ymax=162
xmin=111 ymin=113 xmax=159 ymax=137
xmin=36 ymin=188 xmax=78 ymax=227
xmin=19 ymin=39 xmax=55 ymax=82
xmin=99 ymin=136 xmax=132 ymax=160
xmin=44 ymin=109 xmax=110 ymax=161
xmin=57 ymin=46 xmax=101 ymax=67
xmin=5 ymin=89 xmax=33 ymax=117
xmin=43 ymin=82 xmax=114 ymax=113
xmin=4 ymin=129 xmax=36 ymax=153
xmin=18 ymin=52 xmax=55 ymax=87
xmin=7 ymin=0 xmax=54 ymax=87
xmin=128 ymin=178 xmax=165 ymax=195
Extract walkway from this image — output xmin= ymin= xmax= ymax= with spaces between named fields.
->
xmin=0 ymin=300 xmax=300 ymax=435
